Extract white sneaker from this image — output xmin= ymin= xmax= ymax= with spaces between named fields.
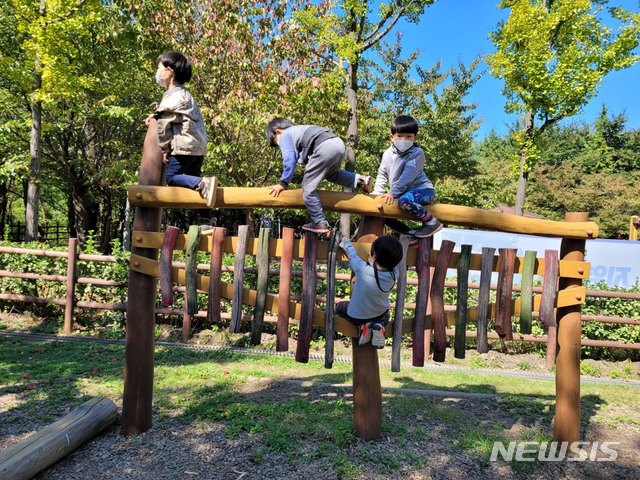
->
xmin=354 ymin=174 xmax=372 ymax=194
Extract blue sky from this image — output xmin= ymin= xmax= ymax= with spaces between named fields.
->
xmin=392 ymin=0 xmax=640 ymax=138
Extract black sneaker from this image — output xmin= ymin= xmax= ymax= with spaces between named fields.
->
xmin=301 ymin=221 xmax=330 ymax=234
xmin=409 ymin=220 xmax=443 ymax=238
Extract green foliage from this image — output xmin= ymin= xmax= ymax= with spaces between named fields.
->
xmin=486 ymin=0 xmax=640 ymax=209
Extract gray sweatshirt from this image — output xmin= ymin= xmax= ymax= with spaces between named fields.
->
xmin=372 ymin=144 xmax=433 ymax=197
xmin=340 ymin=238 xmax=398 ymax=320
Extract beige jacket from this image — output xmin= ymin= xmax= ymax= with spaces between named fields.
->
xmin=155 ymin=85 xmax=207 ymax=156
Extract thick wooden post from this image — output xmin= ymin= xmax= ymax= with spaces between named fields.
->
xmin=63 ymin=237 xmax=77 ymax=334
xmin=454 ymin=244 xmax=471 ymax=359
xmin=391 ymin=236 xmax=410 ymax=372
xmin=296 ymin=232 xmax=318 ymax=363
xmin=352 ymin=216 xmax=384 ymax=440
xmin=158 ymin=226 xmax=180 ymax=307
xmin=476 ymin=247 xmax=495 ymax=354
xmin=122 ymin=120 xmax=163 ymax=436
xmin=554 ymin=212 xmax=588 ymax=443
xmin=276 ymin=227 xmax=294 ymax=351
xmin=413 ymin=237 xmax=432 ymax=367
xmin=251 ymin=227 xmax=271 ymax=345
xmin=207 ymin=227 xmax=226 ymax=324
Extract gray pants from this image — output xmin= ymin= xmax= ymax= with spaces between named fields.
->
xmin=301 ymin=137 xmax=355 ymax=224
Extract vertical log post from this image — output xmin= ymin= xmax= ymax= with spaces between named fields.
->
xmin=353 ymin=216 xmax=384 ymax=441
xmin=476 ymin=247 xmax=495 ymax=354
xmin=519 ymin=250 xmax=537 ymax=335
xmin=122 ymin=120 xmax=164 ymax=436
xmin=431 ymin=240 xmax=455 ymax=363
xmin=158 ymin=226 xmax=180 ymax=307
xmin=454 ymin=244 xmax=471 ymax=359
xmin=276 ymin=227 xmax=295 ymax=351
xmin=230 ymin=225 xmax=249 ymax=333
xmin=324 ymin=231 xmax=342 ymax=368
xmin=296 ymin=232 xmax=318 ymax=363
xmin=554 ymin=212 xmax=588 ymax=443
xmin=183 ymin=225 xmax=201 ymax=342
xmin=541 ymin=249 xmax=560 ymax=369
xmin=207 ymin=227 xmax=227 ymax=324
xmin=251 ymin=227 xmax=271 ymax=345
xmin=63 ymin=237 xmax=77 ymax=335
xmin=495 ymin=248 xmax=516 ymax=341
xmin=412 ymin=237 xmax=432 ymax=367
xmin=391 ymin=235 xmax=410 ymax=372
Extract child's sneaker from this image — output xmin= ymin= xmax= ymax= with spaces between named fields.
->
xmin=197 ymin=177 xmax=217 ymax=207
xmin=359 ymin=322 xmax=373 ymax=346
xmin=301 ymin=220 xmax=331 ymax=234
xmin=354 ymin=174 xmax=372 ymax=194
xmin=409 ymin=219 xmax=442 ymax=238
xmin=371 ymin=323 xmax=386 ymax=349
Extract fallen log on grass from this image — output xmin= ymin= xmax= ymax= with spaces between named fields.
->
xmin=0 ymin=397 xmax=118 ymax=480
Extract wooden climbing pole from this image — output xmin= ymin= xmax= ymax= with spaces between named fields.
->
xmin=122 ymin=121 xmax=163 ymax=436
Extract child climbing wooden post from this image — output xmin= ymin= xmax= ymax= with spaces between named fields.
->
xmin=122 ymin=120 xmax=164 ymax=436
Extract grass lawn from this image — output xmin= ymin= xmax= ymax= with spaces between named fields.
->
xmin=1 ymin=336 xmax=639 ymax=479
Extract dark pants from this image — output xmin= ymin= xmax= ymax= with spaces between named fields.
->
xmin=335 ymin=301 xmax=390 ymax=327
xmin=165 ymin=154 xmax=204 ymax=189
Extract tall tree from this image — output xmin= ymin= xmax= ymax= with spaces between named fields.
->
xmin=7 ymin=0 xmax=108 ymax=240
xmin=487 ymin=0 xmax=640 ymax=215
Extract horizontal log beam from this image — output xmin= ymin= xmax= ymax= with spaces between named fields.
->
xmin=128 ymin=186 xmax=599 ymax=239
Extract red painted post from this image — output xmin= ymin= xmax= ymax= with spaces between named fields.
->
xmin=122 ymin=121 xmax=164 ymax=436
xmin=63 ymin=237 xmax=77 ymax=334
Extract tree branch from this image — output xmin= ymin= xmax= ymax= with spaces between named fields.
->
xmin=361 ymin=6 xmax=407 ymax=53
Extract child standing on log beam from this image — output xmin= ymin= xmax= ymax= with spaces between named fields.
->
xmin=145 ymin=51 xmax=215 ymax=207
xmin=266 ymin=118 xmax=371 ymax=234
xmin=373 ymin=115 xmax=442 ymax=238
xmin=336 ymin=236 xmax=402 ymax=348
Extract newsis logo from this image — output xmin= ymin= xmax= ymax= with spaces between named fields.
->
xmin=489 ymin=441 xmax=620 ymax=462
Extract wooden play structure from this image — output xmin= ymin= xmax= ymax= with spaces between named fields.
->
xmin=122 ymin=121 xmax=598 ymax=442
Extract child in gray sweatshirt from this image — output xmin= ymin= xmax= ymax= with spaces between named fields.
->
xmin=373 ymin=115 xmax=442 ymax=238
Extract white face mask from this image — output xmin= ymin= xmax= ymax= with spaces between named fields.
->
xmin=155 ymin=68 xmax=168 ymax=87
xmin=393 ymin=139 xmax=413 ymax=153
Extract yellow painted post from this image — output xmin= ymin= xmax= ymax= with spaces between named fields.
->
xmin=630 ymin=216 xmax=639 ymax=241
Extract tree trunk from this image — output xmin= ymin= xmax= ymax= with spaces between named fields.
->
xmin=0 ymin=181 xmax=7 ymax=235
xmin=122 ymin=198 xmax=132 ymax=251
xmin=99 ymin=189 xmax=112 ymax=253
xmin=26 ymin=68 xmax=42 ymax=242
xmin=514 ymin=111 xmax=534 ymax=216
xmin=340 ymin=60 xmax=360 ymax=237
xmin=25 ymin=0 xmax=46 ymax=242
